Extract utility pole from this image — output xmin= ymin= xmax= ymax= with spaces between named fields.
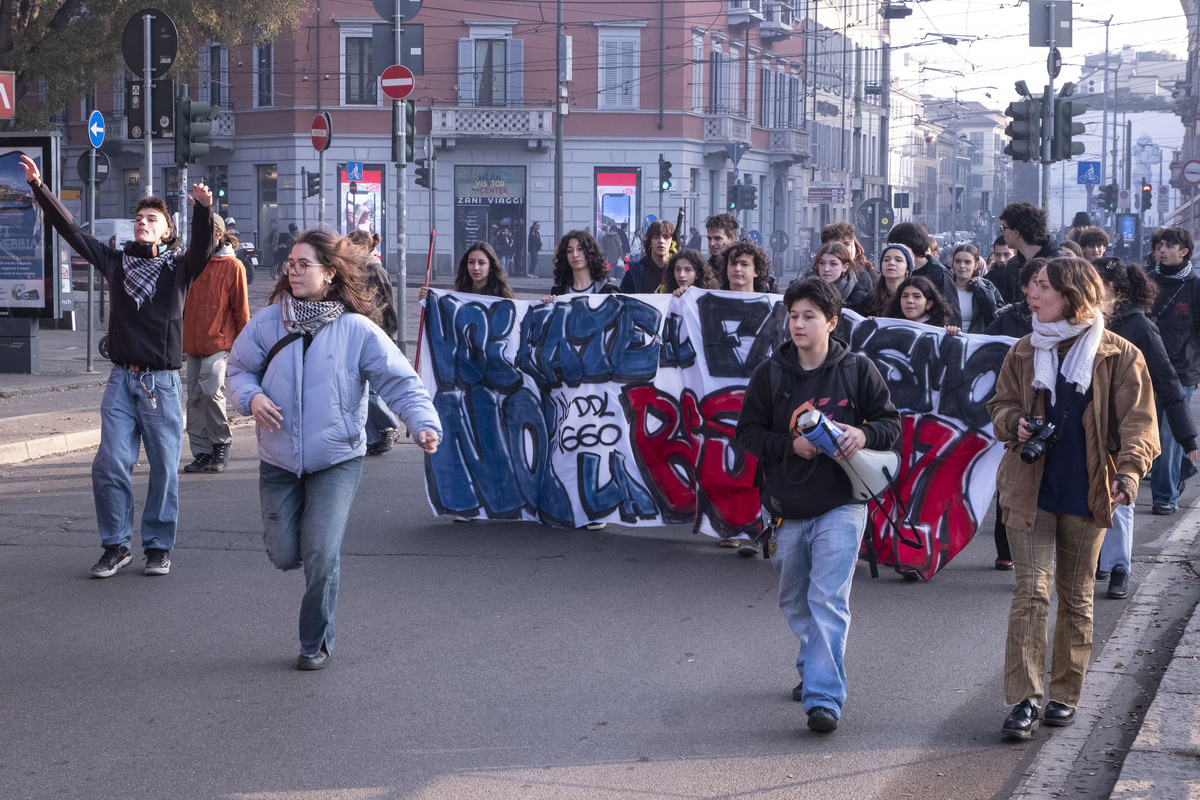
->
xmin=1039 ymin=2 xmax=1059 ymax=210
xmin=554 ymin=0 xmax=564 ymax=243
xmin=393 ymin=7 xmax=408 ymax=354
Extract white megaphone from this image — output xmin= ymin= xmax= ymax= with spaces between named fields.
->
xmin=797 ymin=408 xmax=900 ymax=502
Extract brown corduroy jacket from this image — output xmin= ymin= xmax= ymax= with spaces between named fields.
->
xmin=987 ymin=329 xmax=1160 ymax=532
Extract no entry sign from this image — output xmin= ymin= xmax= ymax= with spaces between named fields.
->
xmin=0 ymin=71 xmax=13 ymax=119
xmin=311 ymin=112 xmax=331 ymax=152
xmin=380 ymin=64 xmax=415 ymax=100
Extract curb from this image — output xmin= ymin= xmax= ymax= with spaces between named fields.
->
xmin=0 ymin=429 xmax=103 ymax=466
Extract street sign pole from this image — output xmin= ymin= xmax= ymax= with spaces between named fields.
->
xmin=142 ymin=12 xmax=153 ymax=197
xmin=426 ymin=133 xmax=436 ymax=284
xmin=395 ymin=9 xmax=409 ymax=356
xmin=318 ymin=148 xmax=326 ymax=226
xmin=87 ymin=146 xmax=97 ymax=373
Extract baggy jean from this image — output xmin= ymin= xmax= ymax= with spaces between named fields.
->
xmin=184 ymin=351 xmax=231 ymax=457
xmin=1151 ymin=384 xmax=1195 ymax=509
xmin=1097 ymin=502 xmax=1134 ymax=575
xmin=259 ymin=458 xmax=364 ymax=658
xmin=1004 ymin=509 xmax=1106 ymax=707
xmin=93 ymin=366 xmax=184 ymax=551
xmin=771 ymin=504 xmax=868 ymax=719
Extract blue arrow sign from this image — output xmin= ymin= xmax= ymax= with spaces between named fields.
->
xmin=347 ymin=161 xmax=364 ymax=181
xmin=747 ymin=229 xmax=762 ymax=245
xmin=1077 ymin=161 xmax=1101 ymax=185
xmin=87 ymin=110 xmax=105 ymax=149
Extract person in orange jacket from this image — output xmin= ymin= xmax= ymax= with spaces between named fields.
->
xmin=182 ymin=214 xmax=250 ymax=474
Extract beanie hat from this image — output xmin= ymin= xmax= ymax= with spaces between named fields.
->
xmin=879 ymin=243 xmax=915 ymax=275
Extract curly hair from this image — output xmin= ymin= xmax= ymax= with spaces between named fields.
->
xmin=454 ymin=242 xmax=515 ymax=299
xmin=269 ymin=228 xmax=382 ymax=324
xmin=820 ymin=221 xmax=855 ymax=244
xmin=704 ymin=212 xmax=739 ymax=239
xmin=664 ymin=249 xmax=719 ymax=292
xmin=886 ymin=275 xmax=952 ymax=325
xmin=723 ymin=240 xmax=772 ymax=291
xmin=1041 ymin=256 xmax=1111 ymax=323
xmin=1093 ymin=257 xmax=1157 ymax=313
xmin=999 ymin=201 xmax=1049 ymax=245
xmin=552 ymin=230 xmax=609 ymax=287
xmin=1149 ymin=226 xmax=1195 ymax=261
xmin=812 ymin=242 xmax=856 ymax=277
xmin=1076 ymin=226 xmax=1109 ymax=252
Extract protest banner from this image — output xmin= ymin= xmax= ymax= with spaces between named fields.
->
xmin=418 ymin=289 xmax=1015 ymax=579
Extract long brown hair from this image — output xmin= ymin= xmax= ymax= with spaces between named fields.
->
xmin=269 ymin=228 xmax=382 ymax=325
xmin=455 ymin=242 xmax=516 ymax=298
xmin=663 ymin=249 xmax=719 ymax=292
xmin=1041 ymin=256 xmax=1111 ymax=323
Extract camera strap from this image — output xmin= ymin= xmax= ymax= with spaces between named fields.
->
xmin=1031 ymin=383 xmax=1077 ymax=426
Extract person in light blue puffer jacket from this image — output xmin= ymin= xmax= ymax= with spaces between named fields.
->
xmin=228 ymin=228 xmax=441 ymax=672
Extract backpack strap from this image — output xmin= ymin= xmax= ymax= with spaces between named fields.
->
xmin=262 ymin=330 xmax=313 ymax=373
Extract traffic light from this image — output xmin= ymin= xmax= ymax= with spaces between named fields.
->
xmin=1051 ymin=83 xmax=1087 ymax=162
xmin=1098 ymin=183 xmax=1118 ymax=212
xmin=1141 ymin=181 xmax=1153 ymax=212
xmin=306 ymin=169 xmax=321 ymax=198
xmin=414 ymin=158 xmax=432 ymax=189
xmin=174 ymin=84 xmax=219 ymax=165
xmin=213 ymin=172 xmax=228 ymax=213
xmin=658 ymin=154 xmax=672 ymax=191
xmin=1003 ymin=96 xmax=1041 ymax=162
xmin=404 ymin=100 xmax=415 ymax=164
xmin=743 ymin=183 xmax=757 ymax=210
xmin=727 ymin=183 xmax=738 ymax=210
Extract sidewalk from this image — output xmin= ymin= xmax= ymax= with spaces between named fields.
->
xmin=1 ymin=267 xmax=1198 ymax=798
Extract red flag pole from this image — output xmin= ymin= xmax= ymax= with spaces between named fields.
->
xmin=413 ymin=229 xmax=435 ymax=373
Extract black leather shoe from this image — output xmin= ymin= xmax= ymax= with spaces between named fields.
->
xmin=1107 ymin=564 xmax=1129 ymax=599
xmin=995 ymin=559 xmax=1014 ymax=571
xmin=296 ymin=645 xmax=331 ymax=671
xmin=1043 ymin=700 xmax=1076 ymax=727
xmin=792 ymin=681 xmax=803 ymax=702
xmin=1001 ymin=699 xmax=1040 ymax=740
xmin=807 ymin=706 xmax=838 ymax=733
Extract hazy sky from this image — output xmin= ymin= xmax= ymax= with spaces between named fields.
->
xmin=886 ymin=0 xmax=1190 ymax=105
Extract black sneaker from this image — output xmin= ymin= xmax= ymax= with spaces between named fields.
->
xmin=183 ymin=452 xmax=213 ymax=473
xmin=807 ymin=707 xmax=838 ymax=732
xmin=205 ymin=443 xmax=229 ymax=473
xmin=1095 ymin=568 xmax=1110 ymax=581
xmin=144 ymin=548 xmax=171 ymax=576
xmin=90 ymin=544 xmax=133 ymax=578
xmin=366 ymin=428 xmax=398 ymax=456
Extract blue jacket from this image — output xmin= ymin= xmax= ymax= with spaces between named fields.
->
xmin=228 ymin=304 xmax=441 ymax=475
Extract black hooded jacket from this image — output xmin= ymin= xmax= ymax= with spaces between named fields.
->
xmin=1149 ymin=261 xmax=1200 ymax=387
xmin=736 ymin=339 xmax=901 ymax=520
xmin=1110 ymin=303 xmax=1198 ymax=451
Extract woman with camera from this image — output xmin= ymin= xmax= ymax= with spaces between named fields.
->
xmin=987 ymin=256 xmax=1159 ymax=740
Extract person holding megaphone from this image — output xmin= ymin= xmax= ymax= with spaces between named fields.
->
xmin=736 ymin=277 xmax=900 ymax=734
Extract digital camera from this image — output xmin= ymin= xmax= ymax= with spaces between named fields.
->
xmin=1019 ymin=417 xmax=1059 ymax=464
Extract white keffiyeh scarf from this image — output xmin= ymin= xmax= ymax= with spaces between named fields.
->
xmin=281 ymin=293 xmax=345 ymax=335
xmin=1029 ymin=313 xmax=1104 ymax=406
xmin=122 ymin=250 xmax=178 ymax=309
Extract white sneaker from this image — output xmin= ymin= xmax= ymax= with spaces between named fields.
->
xmin=585 ymin=521 xmax=607 ymax=530
xmin=452 ymin=515 xmax=472 ymax=523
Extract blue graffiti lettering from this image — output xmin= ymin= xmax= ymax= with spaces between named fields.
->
xmin=577 ymin=451 xmax=659 ymax=522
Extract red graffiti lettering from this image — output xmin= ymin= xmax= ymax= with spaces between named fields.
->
xmin=624 ymin=386 xmax=700 ymax=516
xmin=696 ymin=389 xmax=763 ymax=536
xmin=866 ymin=414 xmax=991 ymax=580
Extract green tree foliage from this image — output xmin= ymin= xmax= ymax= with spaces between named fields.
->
xmin=0 ymin=0 xmax=305 ymax=129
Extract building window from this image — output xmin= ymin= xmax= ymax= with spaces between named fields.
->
xmin=254 ymin=44 xmax=273 ymax=107
xmin=710 ymin=50 xmax=731 ymax=113
xmin=345 ymin=37 xmax=376 ymax=105
xmin=199 ymin=44 xmax=228 ymax=107
xmin=112 ymin=71 xmax=126 ymax=117
xmin=599 ymin=38 xmax=639 ymax=109
xmin=458 ymin=37 xmax=524 ymax=107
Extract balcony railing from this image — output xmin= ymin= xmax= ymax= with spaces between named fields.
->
xmin=769 ymin=125 xmax=811 ymax=164
xmin=432 ymin=106 xmax=554 ymax=140
xmin=704 ymin=111 xmax=753 ymax=144
xmin=761 ymin=1 xmax=796 ymax=40
xmin=728 ymin=0 xmax=765 ymax=26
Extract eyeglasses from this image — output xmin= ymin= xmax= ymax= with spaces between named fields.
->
xmin=283 ymin=259 xmax=321 ymax=275
xmin=999 ymin=224 xmax=1013 ymax=232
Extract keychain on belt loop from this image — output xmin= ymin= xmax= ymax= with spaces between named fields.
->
xmin=138 ymin=372 xmax=158 ymax=410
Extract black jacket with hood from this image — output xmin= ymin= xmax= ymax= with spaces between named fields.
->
xmin=1111 ymin=303 xmax=1198 ymax=451
xmin=1149 ymin=261 xmax=1200 ymax=387
xmin=736 ymin=338 xmax=901 ymax=520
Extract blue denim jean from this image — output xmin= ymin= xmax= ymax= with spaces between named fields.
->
xmin=259 ymin=458 xmax=364 ymax=658
xmin=364 ymin=387 xmax=399 ymax=444
xmin=770 ymin=503 xmax=868 ymax=719
xmin=1151 ymin=384 xmax=1195 ymax=509
xmin=1098 ymin=502 xmax=1134 ymax=574
xmin=93 ymin=366 xmax=184 ymax=551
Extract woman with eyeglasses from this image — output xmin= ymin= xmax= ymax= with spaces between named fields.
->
xmin=228 ymin=228 xmax=442 ymax=672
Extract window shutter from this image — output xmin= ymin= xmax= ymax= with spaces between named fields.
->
xmin=746 ymin=55 xmax=755 ymax=121
xmin=506 ymin=38 xmax=524 ymax=107
xmin=619 ymin=40 xmax=637 ymax=108
xmin=692 ymin=37 xmax=703 ymax=111
xmin=198 ymin=46 xmax=211 ymax=103
xmin=458 ymin=38 xmax=476 ymax=106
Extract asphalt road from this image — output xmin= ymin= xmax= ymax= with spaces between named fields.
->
xmin=3 ymin=434 xmax=1197 ymax=800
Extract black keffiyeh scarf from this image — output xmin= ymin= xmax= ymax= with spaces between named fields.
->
xmin=122 ymin=250 xmax=179 ymax=309
xmin=281 ymin=293 xmax=345 ymax=335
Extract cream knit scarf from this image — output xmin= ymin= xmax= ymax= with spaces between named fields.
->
xmin=1029 ymin=313 xmax=1104 ymax=406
